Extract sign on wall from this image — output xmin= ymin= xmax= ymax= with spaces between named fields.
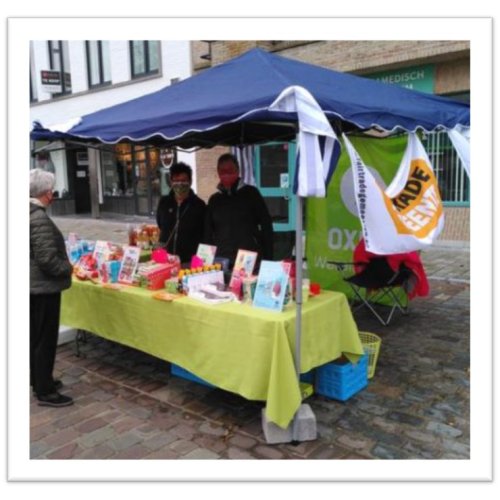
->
xmin=40 ymin=70 xmax=72 ymax=93
xmin=368 ymin=64 xmax=435 ymax=94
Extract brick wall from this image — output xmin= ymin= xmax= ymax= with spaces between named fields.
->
xmin=193 ymin=40 xmax=470 ymax=241
xmin=439 ymin=207 xmax=470 ymax=242
xmin=195 ymin=146 xmax=229 ymax=202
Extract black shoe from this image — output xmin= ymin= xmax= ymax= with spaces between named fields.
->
xmin=37 ymin=392 xmax=74 ymax=408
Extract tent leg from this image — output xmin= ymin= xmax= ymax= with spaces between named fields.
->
xmin=291 ymin=196 xmax=317 ymax=443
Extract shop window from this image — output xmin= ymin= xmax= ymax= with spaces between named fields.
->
xmin=86 ymin=40 xmax=111 ymax=88
xmin=102 ymin=145 xmax=134 ymax=197
xmin=48 ymin=40 xmax=72 ymax=96
xmin=130 ymin=41 xmax=160 ymax=78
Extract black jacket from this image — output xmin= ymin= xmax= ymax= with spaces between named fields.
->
xmin=204 ymin=181 xmax=274 ymax=266
xmin=30 ymin=203 xmax=73 ymax=295
xmin=156 ymin=190 xmax=206 ymax=264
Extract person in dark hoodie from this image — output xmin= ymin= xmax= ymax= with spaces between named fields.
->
xmin=30 ymin=168 xmax=74 ymax=407
xmin=156 ymin=162 xmax=206 ymax=265
xmin=205 ymin=153 xmax=274 ymax=269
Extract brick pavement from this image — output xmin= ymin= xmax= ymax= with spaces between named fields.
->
xmin=29 ymin=215 xmax=470 ymax=460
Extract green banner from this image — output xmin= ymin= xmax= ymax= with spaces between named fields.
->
xmin=306 ymin=134 xmax=408 ymax=296
xmin=369 ymin=64 xmax=435 ymax=94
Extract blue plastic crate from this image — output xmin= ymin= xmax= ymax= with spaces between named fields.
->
xmin=170 ymin=363 xmax=214 ymax=388
xmin=315 ymin=354 xmax=368 ymax=401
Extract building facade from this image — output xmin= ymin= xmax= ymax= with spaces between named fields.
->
xmin=193 ymin=41 xmax=470 ymax=243
xmin=30 ymin=40 xmax=470 ymax=242
xmin=30 ymin=40 xmax=195 ymax=217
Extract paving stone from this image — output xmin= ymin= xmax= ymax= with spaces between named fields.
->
xmin=107 ymin=431 xmax=143 ymax=451
xmin=78 ymin=426 xmax=116 ymax=448
xmin=142 ymin=432 xmax=178 ymax=451
xmin=181 ymin=448 xmax=221 ymax=459
xmin=253 ymin=445 xmax=286 ymax=459
xmin=74 ymin=443 xmax=115 ymax=459
xmin=111 ymin=416 xmax=145 ymax=433
xmin=169 ymin=439 xmax=198 ymax=455
xmin=426 ymin=421 xmax=463 ymax=438
xmin=357 ymin=402 xmax=388 ymax=416
xmin=336 ymin=435 xmax=371 ymax=450
xmin=371 ymin=444 xmax=410 ymax=459
xmin=30 ymin=441 xmax=52 ymax=458
xmin=227 ymin=434 xmax=258 ymax=449
xmin=386 ymin=411 xmax=424 ymax=426
xmin=170 ymin=423 xmax=197 ymax=440
xmin=192 ymin=435 xmax=229 ymax=454
xmin=226 ymin=447 xmax=256 ymax=459
xmin=75 ymin=417 xmax=109 ymax=433
xmin=143 ymin=448 xmax=180 ymax=459
xmin=30 ymin=423 xmax=56 ymax=442
xmin=307 ymin=443 xmax=350 ymax=459
xmin=404 ymin=429 xmax=440 ymax=444
xmin=113 ymin=444 xmax=151 ymax=459
xmin=42 ymin=427 xmax=80 ymax=448
xmin=441 ymin=439 xmax=470 ymax=456
xmin=199 ymin=421 xmax=228 ymax=437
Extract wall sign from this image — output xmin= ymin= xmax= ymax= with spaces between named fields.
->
xmin=368 ymin=64 xmax=435 ymax=94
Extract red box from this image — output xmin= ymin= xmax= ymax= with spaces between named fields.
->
xmin=138 ymin=262 xmax=180 ymax=290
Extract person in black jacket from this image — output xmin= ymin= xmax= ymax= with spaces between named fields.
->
xmin=30 ymin=168 xmax=74 ymax=407
xmin=205 ymin=153 xmax=274 ymax=269
xmin=156 ymin=162 xmax=206 ymax=265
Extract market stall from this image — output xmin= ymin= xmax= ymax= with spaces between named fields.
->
xmin=32 ymin=47 xmax=470 ymax=441
xmin=61 ymin=279 xmax=362 ymax=429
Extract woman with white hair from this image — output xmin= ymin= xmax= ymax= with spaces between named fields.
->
xmin=30 ymin=168 xmax=73 ymax=407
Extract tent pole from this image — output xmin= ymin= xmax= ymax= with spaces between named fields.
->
xmin=291 ymin=195 xmax=303 ymax=442
xmin=294 ymin=195 xmax=303 ymax=378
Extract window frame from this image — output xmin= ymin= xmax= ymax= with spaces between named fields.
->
xmin=47 ymin=40 xmax=71 ymax=97
xmin=129 ymin=41 xmax=160 ymax=79
xmin=85 ymin=40 xmax=112 ymax=89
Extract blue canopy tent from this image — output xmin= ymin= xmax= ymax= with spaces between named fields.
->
xmin=32 ymin=48 xmax=470 ymax=440
xmin=32 ymin=48 xmax=469 ymax=147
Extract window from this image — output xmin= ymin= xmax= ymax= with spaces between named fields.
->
xmin=422 ymin=131 xmax=470 ymax=206
xmin=48 ymin=40 xmax=71 ymax=96
xmin=30 ymin=42 xmax=37 ymax=102
xmin=86 ymin=41 xmax=111 ymax=88
xmin=102 ymin=145 xmax=134 ymax=197
xmin=422 ymin=91 xmax=470 ymax=206
xmin=130 ymin=41 xmax=159 ymax=78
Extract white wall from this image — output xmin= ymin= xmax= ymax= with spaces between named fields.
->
xmin=30 ymin=40 xmax=197 ymax=192
xmin=30 ymin=41 xmax=192 ymax=129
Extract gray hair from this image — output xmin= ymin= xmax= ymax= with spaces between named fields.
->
xmin=30 ymin=168 xmax=55 ymax=198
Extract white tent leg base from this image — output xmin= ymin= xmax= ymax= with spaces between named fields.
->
xmin=261 ymin=404 xmax=317 ymax=444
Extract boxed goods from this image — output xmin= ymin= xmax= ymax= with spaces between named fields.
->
xmin=136 ymin=258 xmax=181 ymax=290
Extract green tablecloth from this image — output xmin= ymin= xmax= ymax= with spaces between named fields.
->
xmin=61 ymin=280 xmax=363 ymax=428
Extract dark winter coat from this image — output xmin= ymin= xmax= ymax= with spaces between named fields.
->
xmin=156 ymin=190 xmax=206 ymax=264
xmin=30 ymin=203 xmax=73 ymax=295
xmin=204 ymin=181 xmax=274 ymax=266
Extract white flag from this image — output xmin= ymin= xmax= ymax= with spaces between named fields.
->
xmin=269 ymin=85 xmax=340 ymax=197
xmin=448 ymin=126 xmax=470 ymax=177
xmin=344 ymin=133 xmax=444 ymax=254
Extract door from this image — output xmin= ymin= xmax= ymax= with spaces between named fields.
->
xmin=133 ymin=146 xmax=162 ymax=216
xmin=68 ymin=149 xmax=91 ymax=213
xmin=255 ymin=142 xmax=296 ymax=231
xmin=255 ymin=142 xmax=297 ymax=260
